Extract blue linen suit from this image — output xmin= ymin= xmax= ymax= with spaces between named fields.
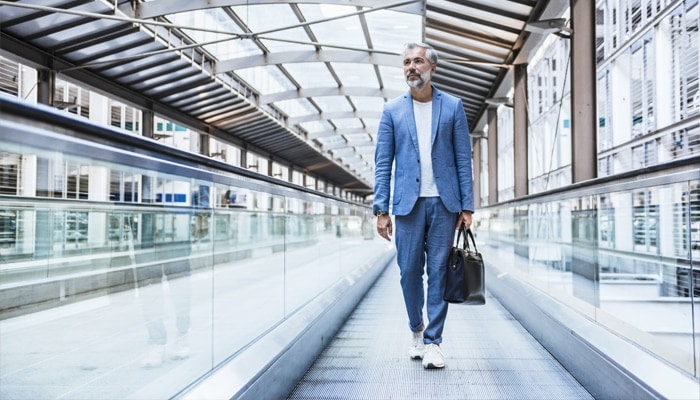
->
xmin=373 ymin=86 xmax=474 ymax=344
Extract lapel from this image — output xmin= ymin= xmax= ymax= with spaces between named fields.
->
xmin=403 ymin=85 xmax=442 ymax=152
xmin=431 ymin=87 xmax=442 ymax=146
xmin=402 ymin=93 xmax=419 ymax=154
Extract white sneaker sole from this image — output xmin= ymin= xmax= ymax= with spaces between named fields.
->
xmin=422 ymin=360 xmax=445 ymax=369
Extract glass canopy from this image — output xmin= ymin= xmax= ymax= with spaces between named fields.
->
xmin=0 ymin=0 xmax=551 ymax=193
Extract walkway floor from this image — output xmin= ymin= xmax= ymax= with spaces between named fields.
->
xmin=287 ymin=259 xmax=594 ymax=400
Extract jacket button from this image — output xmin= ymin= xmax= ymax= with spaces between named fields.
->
xmin=416 ymin=178 xmax=420 ymax=182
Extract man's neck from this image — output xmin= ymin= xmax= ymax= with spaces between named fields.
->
xmin=410 ymin=84 xmax=433 ymax=103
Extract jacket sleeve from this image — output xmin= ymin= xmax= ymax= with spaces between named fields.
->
xmin=452 ymin=98 xmax=474 ymax=213
xmin=373 ymin=104 xmax=395 ymax=215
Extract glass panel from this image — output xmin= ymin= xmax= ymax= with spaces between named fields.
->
xmin=313 ymin=95 xmax=352 ymax=113
xmin=316 ymin=134 xmax=345 ymax=147
xmin=170 ymin=8 xmax=254 ymax=59
xmin=343 ymin=133 xmax=372 ymax=144
xmin=273 ymin=98 xmax=315 ymax=118
xmin=236 ymin=65 xmax=295 ymax=94
xmin=332 ymin=63 xmax=379 ymax=87
xmin=330 ymin=118 xmax=363 ymax=129
xmin=365 ymin=9 xmax=422 ymax=52
xmin=478 ymin=177 xmax=700 ymax=376
xmin=297 ymin=4 xmax=367 ymax=49
xmin=0 ymin=116 xmax=384 ymax=398
xmin=378 ymin=65 xmax=407 ymax=91
xmin=231 ymin=4 xmax=311 ymax=52
xmin=284 ymin=62 xmax=336 ymax=88
xmin=298 ymin=120 xmax=333 ymax=135
xmin=351 ymin=96 xmax=386 ymax=113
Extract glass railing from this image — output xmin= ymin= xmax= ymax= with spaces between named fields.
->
xmin=475 ymin=159 xmax=700 ymax=378
xmin=0 ymin=98 xmax=388 ymax=399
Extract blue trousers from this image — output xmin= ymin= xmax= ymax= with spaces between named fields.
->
xmin=394 ymin=197 xmax=457 ymax=344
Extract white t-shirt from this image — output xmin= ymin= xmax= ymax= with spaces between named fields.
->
xmin=413 ymin=100 xmax=439 ymax=197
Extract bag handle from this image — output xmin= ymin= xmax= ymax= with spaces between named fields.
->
xmin=455 ymin=223 xmax=478 ymax=253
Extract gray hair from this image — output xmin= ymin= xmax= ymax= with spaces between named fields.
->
xmin=402 ymin=42 xmax=438 ymax=65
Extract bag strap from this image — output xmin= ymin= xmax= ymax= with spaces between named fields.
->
xmin=455 ymin=223 xmax=478 ymax=253
xmin=455 ymin=223 xmax=469 ymax=250
xmin=466 ymin=228 xmax=478 ymax=253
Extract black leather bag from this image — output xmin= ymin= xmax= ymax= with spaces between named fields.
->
xmin=443 ymin=225 xmax=485 ymax=305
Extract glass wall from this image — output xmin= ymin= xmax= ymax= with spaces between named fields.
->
xmin=527 ymin=33 xmax=572 ymax=194
xmin=596 ymin=0 xmax=699 ymax=175
xmin=484 ymin=1 xmax=698 ymax=203
xmin=0 ymin=55 xmax=352 ymax=202
xmin=477 ymin=167 xmax=700 ymax=377
xmin=0 ymin=98 xmax=386 ymax=399
xmin=477 ymin=2 xmax=700 ymax=376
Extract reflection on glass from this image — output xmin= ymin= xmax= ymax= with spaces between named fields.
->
xmin=479 ymin=180 xmax=700 ymax=377
xmin=0 ymin=130 xmax=386 ymax=399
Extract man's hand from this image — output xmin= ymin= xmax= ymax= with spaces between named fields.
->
xmin=376 ymin=214 xmax=393 ymax=241
xmin=456 ymin=211 xmax=473 ymax=229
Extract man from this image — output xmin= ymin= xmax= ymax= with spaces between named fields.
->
xmin=373 ymin=42 xmax=474 ymax=369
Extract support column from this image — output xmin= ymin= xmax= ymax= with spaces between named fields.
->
xmin=513 ymin=63 xmax=531 ymax=259
xmin=240 ymin=147 xmax=248 ymax=169
xmin=142 ymin=109 xmax=154 ymax=139
xmin=472 ymin=137 xmax=481 ymax=209
xmin=142 ymin=175 xmax=154 ymax=203
xmin=514 ymin=63 xmax=529 ymax=197
xmin=487 ymin=107 xmax=498 ymax=206
xmin=199 ymin=133 xmax=210 ymax=157
xmin=37 ymin=69 xmax=55 ymax=106
xmin=571 ymin=0 xmax=597 ymax=183
xmin=570 ymin=0 xmax=599 ymax=307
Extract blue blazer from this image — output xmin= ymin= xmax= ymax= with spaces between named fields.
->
xmin=373 ymin=86 xmax=474 ymax=216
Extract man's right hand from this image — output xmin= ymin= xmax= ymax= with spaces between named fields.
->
xmin=376 ymin=214 xmax=393 ymax=241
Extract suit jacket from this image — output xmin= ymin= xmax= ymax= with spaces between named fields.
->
xmin=373 ymin=86 xmax=474 ymax=216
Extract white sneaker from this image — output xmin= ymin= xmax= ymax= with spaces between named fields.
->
xmin=409 ymin=330 xmax=425 ymax=359
xmin=422 ymin=343 xmax=445 ymax=369
xmin=141 ymin=344 xmax=165 ymax=368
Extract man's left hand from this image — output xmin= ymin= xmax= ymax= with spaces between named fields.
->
xmin=456 ymin=211 xmax=473 ymax=229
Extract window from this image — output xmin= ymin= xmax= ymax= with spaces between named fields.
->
xmin=110 ymin=100 xmax=141 ymax=134
xmin=110 ymin=170 xmax=140 ymax=202
xmin=0 ymin=57 xmax=19 ymax=96
xmin=597 ymin=69 xmax=613 ymax=152
xmin=0 ymin=160 xmax=18 ymax=195
xmin=66 ymin=163 xmax=89 ymax=200
xmin=55 ymin=79 xmax=89 ymax=118
xmin=670 ymin=3 xmax=699 ymax=119
xmin=629 ymin=34 xmax=655 ymax=138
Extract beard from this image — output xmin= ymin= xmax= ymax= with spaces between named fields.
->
xmin=406 ymin=69 xmax=431 ymax=88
